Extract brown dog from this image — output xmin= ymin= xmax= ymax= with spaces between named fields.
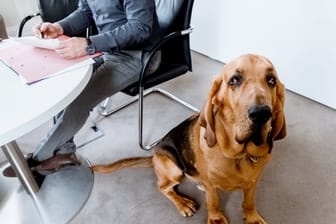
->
xmin=91 ymin=54 xmax=286 ymax=224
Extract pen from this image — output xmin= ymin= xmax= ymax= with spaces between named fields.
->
xmin=40 ymin=32 xmax=44 ymax=39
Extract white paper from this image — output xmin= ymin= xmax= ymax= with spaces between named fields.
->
xmin=12 ymin=36 xmax=60 ymax=50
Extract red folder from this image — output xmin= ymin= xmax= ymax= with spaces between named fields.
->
xmin=0 ymin=38 xmax=100 ymax=84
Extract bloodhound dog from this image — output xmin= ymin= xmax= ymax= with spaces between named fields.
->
xmin=91 ymin=54 xmax=286 ymax=224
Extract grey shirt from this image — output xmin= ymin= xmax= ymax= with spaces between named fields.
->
xmin=58 ymin=0 xmax=158 ymax=53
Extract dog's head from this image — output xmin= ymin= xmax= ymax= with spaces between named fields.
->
xmin=200 ymin=54 xmax=286 ymax=155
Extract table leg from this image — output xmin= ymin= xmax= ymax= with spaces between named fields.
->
xmin=1 ymin=141 xmax=39 ymax=195
xmin=0 ymin=144 xmax=94 ymax=223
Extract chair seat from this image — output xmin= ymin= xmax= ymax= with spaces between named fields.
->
xmin=122 ymin=63 xmax=190 ymax=96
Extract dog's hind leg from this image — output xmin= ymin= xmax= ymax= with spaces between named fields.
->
xmin=153 ymin=153 xmax=198 ymax=217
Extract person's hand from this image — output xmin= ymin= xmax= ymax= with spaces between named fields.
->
xmin=55 ymin=37 xmax=88 ymax=59
xmin=32 ymin=22 xmax=63 ymax=39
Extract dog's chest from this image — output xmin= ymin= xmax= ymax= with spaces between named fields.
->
xmin=201 ymin=151 xmax=271 ymax=190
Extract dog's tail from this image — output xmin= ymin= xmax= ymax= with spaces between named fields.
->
xmin=90 ymin=157 xmax=153 ymax=174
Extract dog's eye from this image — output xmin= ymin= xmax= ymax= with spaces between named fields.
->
xmin=266 ymin=74 xmax=277 ymax=87
xmin=229 ymin=74 xmax=243 ymax=86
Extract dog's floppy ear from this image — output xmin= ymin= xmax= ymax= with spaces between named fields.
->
xmin=200 ymin=76 xmax=223 ymax=147
xmin=271 ymin=81 xmax=286 ymax=140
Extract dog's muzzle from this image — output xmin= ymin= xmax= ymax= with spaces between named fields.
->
xmin=248 ymin=105 xmax=272 ymax=125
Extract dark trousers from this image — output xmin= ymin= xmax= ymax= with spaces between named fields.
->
xmin=33 ymin=51 xmax=144 ymax=161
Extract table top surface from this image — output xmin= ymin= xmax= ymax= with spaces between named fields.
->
xmin=0 ymin=39 xmax=92 ymax=146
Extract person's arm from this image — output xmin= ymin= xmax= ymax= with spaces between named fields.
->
xmin=45 ymin=0 xmax=156 ymax=59
xmin=90 ymin=0 xmax=155 ymax=52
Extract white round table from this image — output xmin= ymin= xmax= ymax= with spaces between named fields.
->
xmin=0 ymin=40 xmax=94 ymax=224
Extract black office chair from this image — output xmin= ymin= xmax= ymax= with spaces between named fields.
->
xmin=99 ymin=0 xmax=199 ymax=150
xmin=17 ymin=0 xmax=95 ymax=37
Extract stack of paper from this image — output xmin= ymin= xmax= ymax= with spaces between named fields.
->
xmin=0 ymin=36 xmax=101 ymax=84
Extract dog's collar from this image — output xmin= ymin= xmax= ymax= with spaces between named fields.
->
xmin=247 ymin=154 xmax=259 ymax=163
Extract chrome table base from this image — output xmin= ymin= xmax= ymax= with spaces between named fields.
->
xmin=0 ymin=155 xmax=94 ymax=224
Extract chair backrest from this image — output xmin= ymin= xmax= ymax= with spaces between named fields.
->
xmin=155 ymin=0 xmax=184 ymax=32
xmin=122 ymin=0 xmax=194 ymax=96
xmin=38 ymin=0 xmax=79 ymax=23
xmin=37 ymin=0 xmax=97 ymax=37
xmin=156 ymin=0 xmax=194 ymax=71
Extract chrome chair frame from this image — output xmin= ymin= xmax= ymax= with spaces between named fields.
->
xmin=99 ymin=20 xmax=199 ymax=151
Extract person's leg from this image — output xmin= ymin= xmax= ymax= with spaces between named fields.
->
xmin=33 ymin=52 xmax=142 ymax=163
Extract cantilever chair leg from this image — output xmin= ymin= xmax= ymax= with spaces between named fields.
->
xmin=98 ymin=87 xmax=199 ymax=151
xmin=98 ymin=94 xmax=140 ymax=116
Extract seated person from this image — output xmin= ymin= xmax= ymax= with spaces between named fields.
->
xmin=4 ymin=0 xmax=161 ymax=177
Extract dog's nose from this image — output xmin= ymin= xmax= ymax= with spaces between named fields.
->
xmin=248 ymin=105 xmax=272 ymax=124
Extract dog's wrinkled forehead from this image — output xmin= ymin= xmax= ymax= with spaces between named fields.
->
xmin=223 ymin=54 xmax=277 ymax=79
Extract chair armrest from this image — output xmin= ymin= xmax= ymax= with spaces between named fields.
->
xmin=17 ymin=13 xmax=41 ymax=37
xmin=139 ymin=26 xmax=193 ymax=85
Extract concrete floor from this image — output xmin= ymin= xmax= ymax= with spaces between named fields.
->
xmin=2 ymin=51 xmax=336 ymax=223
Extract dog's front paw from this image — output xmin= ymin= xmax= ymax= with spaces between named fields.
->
xmin=243 ymin=211 xmax=267 ymax=224
xmin=207 ymin=213 xmax=229 ymax=224
xmin=175 ymin=196 xmax=199 ymax=217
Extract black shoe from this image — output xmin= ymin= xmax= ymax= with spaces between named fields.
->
xmin=3 ymin=153 xmax=80 ymax=184
xmin=31 ymin=152 xmax=81 ymax=175
xmin=2 ymin=153 xmax=45 ymax=186
xmin=3 ymin=153 xmax=37 ymax=177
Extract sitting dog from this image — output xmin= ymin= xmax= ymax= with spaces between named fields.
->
xmin=91 ymin=54 xmax=286 ymax=224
